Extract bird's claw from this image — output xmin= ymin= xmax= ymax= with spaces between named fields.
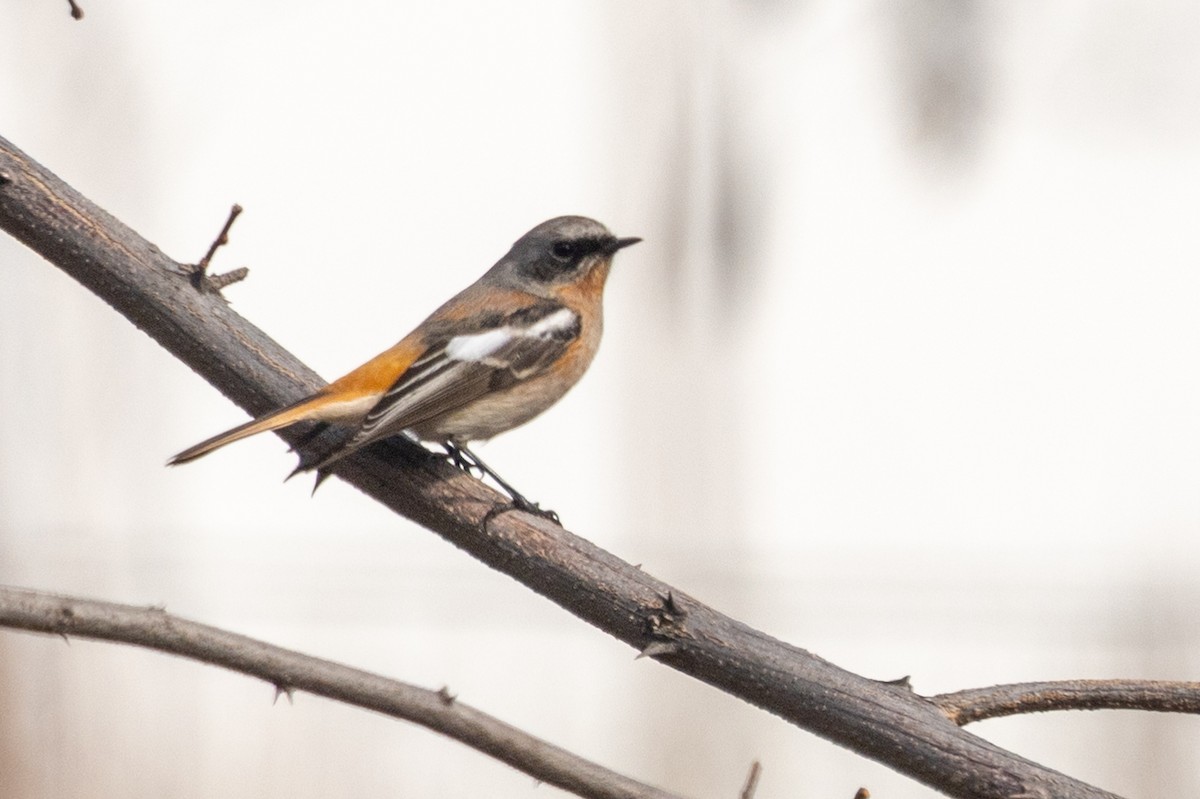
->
xmin=442 ymin=443 xmax=478 ymax=474
xmin=511 ymin=495 xmax=560 ymax=524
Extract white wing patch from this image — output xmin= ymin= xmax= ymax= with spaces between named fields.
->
xmin=525 ymin=307 xmax=578 ymax=337
xmin=445 ymin=328 xmax=511 ymax=362
xmin=445 ymin=307 xmax=578 ymax=364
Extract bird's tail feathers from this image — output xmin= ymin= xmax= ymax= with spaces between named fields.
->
xmin=167 ymin=396 xmax=326 ymax=466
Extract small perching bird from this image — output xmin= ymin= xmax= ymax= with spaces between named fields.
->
xmin=169 ymin=216 xmax=640 ymax=515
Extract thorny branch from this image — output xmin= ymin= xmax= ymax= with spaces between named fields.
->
xmin=0 ymin=132 xmax=1190 ymax=799
xmin=0 ymin=586 xmax=686 ymax=799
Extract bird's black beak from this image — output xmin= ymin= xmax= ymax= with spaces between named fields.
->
xmin=606 ymin=236 xmax=642 ymax=254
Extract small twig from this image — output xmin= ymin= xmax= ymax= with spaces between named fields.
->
xmin=0 ymin=585 xmax=688 ymax=799
xmin=208 ymin=266 xmax=249 ymax=291
xmin=932 ymin=679 xmax=1200 ymax=726
xmin=67 ymin=0 xmax=84 ymax=20
xmin=190 ymin=204 xmax=247 ymax=293
xmin=739 ymin=761 xmax=762 ymax=799
xmin=196 ymin=204 xmax=242 ymax=274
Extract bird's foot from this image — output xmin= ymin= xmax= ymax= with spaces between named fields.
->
xmin=509 ymin=493 xmax=560 ymax=525
xmin=442 ymin=441 xmax=560 ymax=525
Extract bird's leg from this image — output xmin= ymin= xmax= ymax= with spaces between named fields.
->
xmin=447 ymin=442 xmax=560 ymax=524
xmin=441 ymin=441 xmax=478 ymax=474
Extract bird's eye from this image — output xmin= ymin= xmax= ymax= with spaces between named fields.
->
xmin=551 ymin=241 xmax=576 ymax=262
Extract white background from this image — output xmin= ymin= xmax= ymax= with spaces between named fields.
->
xmin=2 ymin=1 xmax=1199 ymax=797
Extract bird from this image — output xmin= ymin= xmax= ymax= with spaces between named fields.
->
xmin=169 ymin=215 xmax=640 ymax=515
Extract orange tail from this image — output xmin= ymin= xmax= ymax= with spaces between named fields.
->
xmin=168 ymin=395 xmax=331 ymax=465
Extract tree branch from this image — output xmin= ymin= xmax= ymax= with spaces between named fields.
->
xmin=0 ymin=133 xmax=1124 ymax=799
xmin=933 ymin=680 xmax=1200 ymax=726
xmin=0 ymin=585 xmax=685 ymax=799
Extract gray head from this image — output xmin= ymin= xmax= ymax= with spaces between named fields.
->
xmin=486 ymin=216 xmax=640 ymax=291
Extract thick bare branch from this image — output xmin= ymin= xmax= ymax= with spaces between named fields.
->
xmin=0 ymin=133 xmax=1123 ymax=799
xmin=0 ymin=585 xmax=684 ymax=799
xmin=933 ymin=680 xmax=1200 ymax=726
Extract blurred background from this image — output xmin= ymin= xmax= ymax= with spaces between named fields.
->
xmin=2 ymin=1 xmax=1199 ymax=797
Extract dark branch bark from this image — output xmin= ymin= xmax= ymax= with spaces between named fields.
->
xmin=0 ymin=585 xmax=684 ymax=799
xmin=0 ymin=133 xmax=1124 ymax=799
xmin=934 ymin=680 xmax=1200 ymax=726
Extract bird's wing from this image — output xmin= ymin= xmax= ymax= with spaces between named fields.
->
xmin=337 ymin=301 xmax=581 ymax=456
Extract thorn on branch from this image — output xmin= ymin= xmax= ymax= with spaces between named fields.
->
xmin=661 ymin=591 xmax=686 ymax=619
xmin=67 ymin=0 xmax=84 ymax=19
xmin=854 ymin=788 xmax=871 ymax=799
xmin=186 ymin=204 xmax=248 ymax=296
xmin=881 ymin=675 xmax=913 ymax=690
xmin=639 ymin=591 xmax=689 ymax=659
xmin=636 ymin=641 xmax=680 ymax=660
xmin=273 ymin=683 xmax=295 ymax=705
xmin=56 ymin=604 xmax=76 ymax=640
xmin=437 ymin=686 xmax=457 ymax=705
xmin=0 ymin=171 xmax=12 ymax=186
xmin=648 ymin=591 xmax=686 ymax=627
xmin=739 ymin=760 xmax=762 ymax=799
